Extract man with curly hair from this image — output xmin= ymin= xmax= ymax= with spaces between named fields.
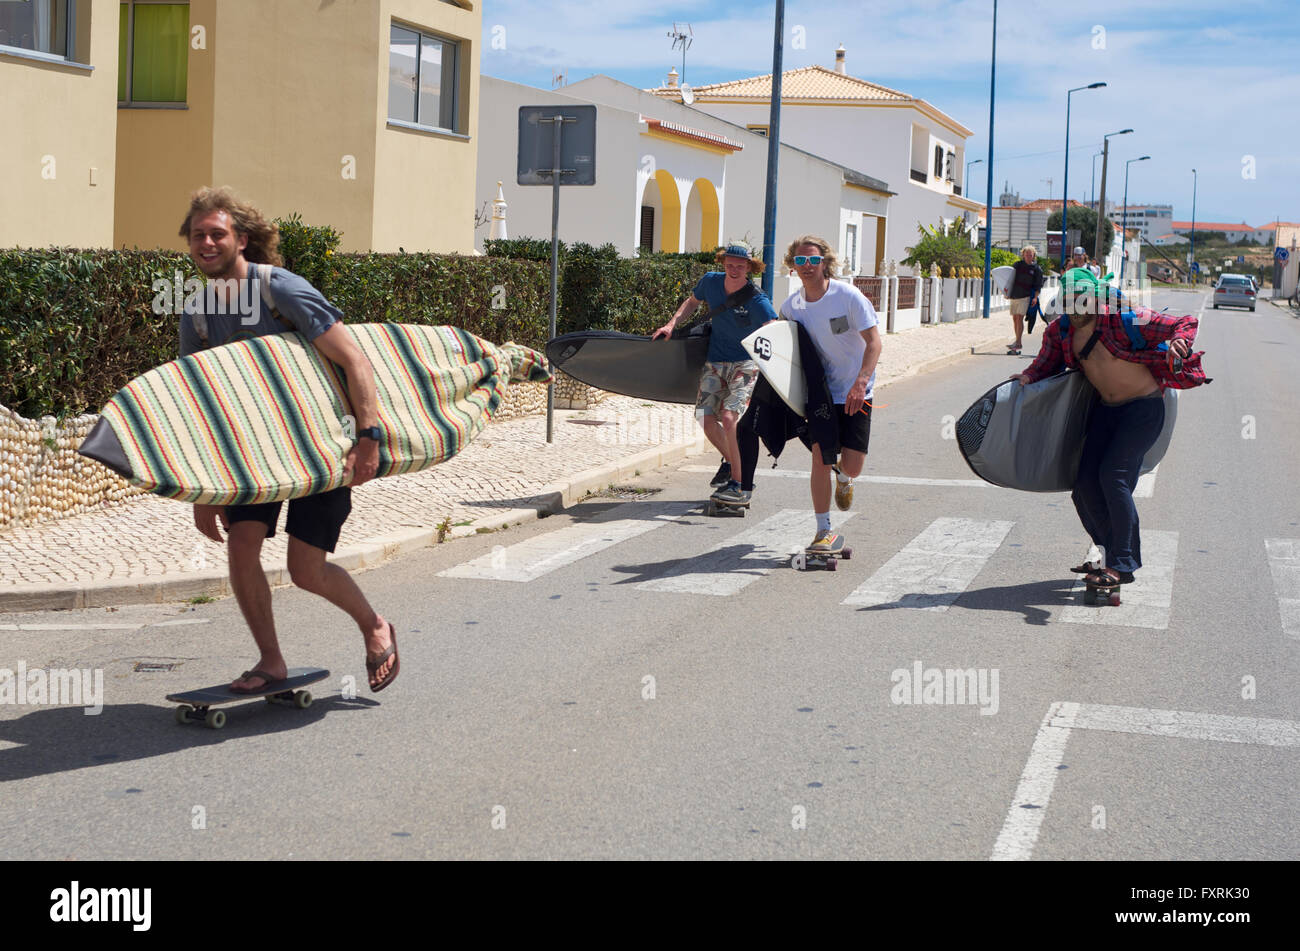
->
xmin=780 ymin=235 xmax=882 ymax=554
xmin=178 ymin=186 xmax=399 ymax=694
xmin=652 ymin=242 xmax=778 ymax=506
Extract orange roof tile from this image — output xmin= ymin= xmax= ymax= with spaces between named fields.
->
xmin=642 ymin=118 xmax=744 ymax=152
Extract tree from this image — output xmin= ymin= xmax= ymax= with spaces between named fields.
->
xmin=1046 ymin=206 xmax=1113 ymax=261
xmin=902 ymin=219 xmax=980 ymax=274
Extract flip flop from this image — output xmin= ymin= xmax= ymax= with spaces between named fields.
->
xmin=230 ymin=669 xmax=282 ymax=694
xmin=367 ymin=623 xmax=400 ymax=693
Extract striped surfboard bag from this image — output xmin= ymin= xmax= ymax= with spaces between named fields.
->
xmin=80 ymin=324 xmax=552 ymax=505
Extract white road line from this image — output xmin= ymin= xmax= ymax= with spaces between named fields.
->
xmin=1264 ymin=538 xmax=1300 ymax=639
xmin=437 ymin=503 xmax=684 ymax=582
xmin=637 ymin=509 xmax=853 ymax=596
xmin=0 ymin=620 xmax=213 ymax=631
xmin=1059 ymin=530 xmax=1178 ymax=629
xmin=841 ymin=517 xmax=1014 ymax=610
xmin=682 ymin=466 xmax=989 ymax=488
xmin=991 ymin=701 xmax=1078 ymax=861
xmin=993 ymin=702 xmax=1300 ymax=860
xmin=1133 ymin=465 xmax=1158 ymax=499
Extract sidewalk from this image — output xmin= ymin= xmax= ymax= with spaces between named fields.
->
xmin=0 ymin=317 xmax=1011 ymax=610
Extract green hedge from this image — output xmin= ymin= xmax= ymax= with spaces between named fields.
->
xmin=0 ymin=223 xmax=717 ymax=419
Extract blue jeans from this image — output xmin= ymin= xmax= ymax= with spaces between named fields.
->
xmin=1071 ymin=392 xmax=1165 ymax=575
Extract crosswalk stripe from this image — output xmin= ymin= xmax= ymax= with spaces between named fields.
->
xmin=637 ymin=509 xmax=853 ymax=597
xmin=1133 ymin=466 xmax=1158 ymax=499
xmin=437 ymin=502 xmax=686 ymax=582
xmin=1264 ymin=538 xmax=1300 ymax=639
xmin=1059 ymin=530 xmax=1178 ymax=629
xmin=841 ymin=517 xmax=1014 ymax=610
xmin=681 ymin=466 xmax=988 ymax=488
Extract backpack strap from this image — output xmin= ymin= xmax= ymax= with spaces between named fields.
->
xmin=254 ymin=262 xmax=294 ymax=331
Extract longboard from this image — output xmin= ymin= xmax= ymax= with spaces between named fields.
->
xmin=544 ymin=330 xmax=709 ymax=404
xmin=704 ymin=497 xmax=747 ymax=518
xmin=79 ymin=325 xmax=550 ymax=506
xmin=792 ymin=534 xmax=852 ymax=571
xmin=167 ymin=667 xmax=329 ymax=729
xmin=741 ymin=320 xmax=805 ymax=416
xmin=955 ymin=371 xmax=1176 ymax=492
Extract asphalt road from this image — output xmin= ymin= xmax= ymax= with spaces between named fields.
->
xmin=2 ymin=290 xmax=1297 ymax=860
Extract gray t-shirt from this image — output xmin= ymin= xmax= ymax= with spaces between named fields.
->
xmin=178 ymin=265 xmax=342 ymax=357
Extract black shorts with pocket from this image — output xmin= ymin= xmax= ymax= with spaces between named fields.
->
xmin=837 ymin=402 xmax=872 ymax=455
xmin=225 ymin=486 xmax=352 ymax=553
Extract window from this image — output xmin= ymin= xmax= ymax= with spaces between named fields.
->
xmin=933 ymin=145 xmax=944 ymax=179
xmin=746 ymin=124 xmax=769 ymax=137
xmin=388 ymin=23 xmax=459 ymax=132
xmin=845 ymin=224 xmax=858 ymax=276
xmin=118 ymin=2 xmax=189 ymax=105
xmin=0 ymin=0 xmax=72 ymax=59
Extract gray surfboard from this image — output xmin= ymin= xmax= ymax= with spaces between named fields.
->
xmin=545 ymin=330 xmax=709 ymax=404
xmin=956 ymin=371 xmax=1177 ymax=492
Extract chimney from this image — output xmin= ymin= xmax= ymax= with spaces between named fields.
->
xmin=666 ymin=66 xmax=679 ymax=88
xmin=834 ymin=44 xmax=846 ymax=74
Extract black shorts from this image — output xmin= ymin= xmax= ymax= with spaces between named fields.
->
xmin=225 ymin=486 xmax=352 ymax=553
xmin=836 ymin=402 xmax=872 ymax=454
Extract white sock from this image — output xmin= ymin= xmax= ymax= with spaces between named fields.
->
xmin=836 ymin=469 xmax=853 ymax=485
xmin=816 ymin=512 xmax=831 ymax=533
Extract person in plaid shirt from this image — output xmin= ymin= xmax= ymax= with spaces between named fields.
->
xmin=1011 ymin=269 xmax=1208 ymax=589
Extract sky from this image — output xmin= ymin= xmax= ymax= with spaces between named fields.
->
xmin=481 ymin=0 xmax=1299 ymax=230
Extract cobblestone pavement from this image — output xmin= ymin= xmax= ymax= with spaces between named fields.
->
xmin=0 ymin=317 xmax=1009 ymax=605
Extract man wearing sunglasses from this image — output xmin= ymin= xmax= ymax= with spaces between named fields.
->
xmin=653 ymin=243 xmax=778 ymax=506
xmin=780 ymin=236 xmax=882 ymax=555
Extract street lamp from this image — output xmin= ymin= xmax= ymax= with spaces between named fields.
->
xmin=1094 ymin=128 xmax=1132 ymax=267
xmin=1062 ymin=81 xmax=1106 ymax=270
xmin=1091 ymin=150 xmax=1103 ymax=209
xmin=1120 ymin=155 xmax=1151 ymax=285
xmin=966 ymin=157 xmax=983 ymax=201
xmin=1189 ymin=169 xmax=1198 ymax=284
xmin=981 ymin=0 xmax=998 ymax=320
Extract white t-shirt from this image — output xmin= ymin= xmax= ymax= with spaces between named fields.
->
xmin=779 ymin=279 xmax=878 ymax=402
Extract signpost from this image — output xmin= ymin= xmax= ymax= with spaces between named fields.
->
xmin=518 ymin=105 xmax=597 ymax=442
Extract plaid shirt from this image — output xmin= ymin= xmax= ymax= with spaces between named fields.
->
xmin=1022 ymin=305 xmax=1207 ymax=389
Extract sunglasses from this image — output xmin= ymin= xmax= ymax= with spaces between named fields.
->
xmin=793 ymin=255 xmax=824 ymax=266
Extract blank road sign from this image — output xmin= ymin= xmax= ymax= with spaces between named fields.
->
xmin=518 ymin=106 xmax=596 ymax=186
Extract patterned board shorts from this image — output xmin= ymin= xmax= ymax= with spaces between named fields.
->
xmin=695 ymin=360 xmax=759 ymax=420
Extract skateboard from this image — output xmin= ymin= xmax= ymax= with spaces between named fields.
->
xmin=1082 ymin=578 xmax=1121 ymax=607
xmin=791 ymin=535 xmax=852 ymax=571
xmin=704 ymin=496 xmax=747 ymax=518
xmin=167 ymin=667 xmax=329 ymax=729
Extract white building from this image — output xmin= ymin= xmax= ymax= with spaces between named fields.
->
xmin=1152 ymin=232 xmax=1189 ymax=247
xmin=475 ymin=75 xmax=893 ymax=309
xmin=1117 ymin=204 xmax=1173 ymax=243
xmin=645 ymin=48 xmax=982 ymax=275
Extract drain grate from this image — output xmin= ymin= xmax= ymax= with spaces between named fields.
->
xmin=133 ymin=662 xmax=180 ymax=673
xmin=589 ymin=486 xmax=662 ymax=500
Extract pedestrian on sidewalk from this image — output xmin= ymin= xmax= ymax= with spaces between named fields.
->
xmin=1009 ymin=268 xmax=1209 ymax=589
xmin=1006 ymin=245 xmax=1043 ymax=354
xmin=652 ymin=243 xmax=777 ymax=506
xmin=178 ymin=186 xmax=399 ymax=694
xmin=779 ymin=235 xmax=882 ymax=555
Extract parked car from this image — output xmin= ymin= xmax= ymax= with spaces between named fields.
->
xmin=1213 ymin=274 xmax=1256 ymax=311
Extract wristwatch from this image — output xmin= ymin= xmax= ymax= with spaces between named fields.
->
xmin=357 ymin=426 xmax=382 ymax=442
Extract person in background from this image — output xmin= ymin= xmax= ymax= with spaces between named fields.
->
xmin=1005 ymin=245 xmax=1044 ymax=355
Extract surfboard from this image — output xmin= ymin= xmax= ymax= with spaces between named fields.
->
xmin=741 ymin=320 xmax=805 ymax=416
xmin=77 ymin=324 xmax=551 ymax=506
xmin=544 ymin=329 xmax=709 ymax=404
xmin=955 ymin=371 xmax=1177 ymax=492
xmin=991 ymin=265 xmax=1015 ymax=294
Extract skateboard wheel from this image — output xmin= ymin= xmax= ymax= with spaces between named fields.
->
xmin=826 ymin=558 xmax=837 ymax=571
xmin=294 ymin=690 xmax=313 ymax=710
xmin=175 ymin=705 xmax=191 ymax=725
xmin=205 ymin=709 xmax=227 ymax=730
xmin=841 ymin=547 xmax=852 ymax=560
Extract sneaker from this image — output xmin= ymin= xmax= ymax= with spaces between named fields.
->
xmin=808 ymin=529 xmax=838 ymax=553
xmin=709 ymin=460 xmax=732 ymax=487
xmin=832 ymin=464 xmax=853 ymax=511
xmin=711 ymin=483 xmax=748 ymax=505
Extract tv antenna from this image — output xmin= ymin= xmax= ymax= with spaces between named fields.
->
xmin=551 ymin=70 xmax=567 ymax=89
xmin=668 ymin=23 xmax=693 ymax=85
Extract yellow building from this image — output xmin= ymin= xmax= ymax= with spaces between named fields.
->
xmin=2 ymin=0 xmax=480 ymax=252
